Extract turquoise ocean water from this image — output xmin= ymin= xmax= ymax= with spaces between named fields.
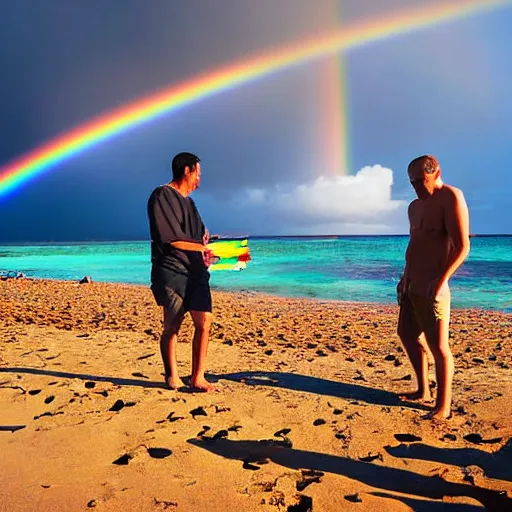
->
xmin=1 ymin=236 xmax=511 ymax=312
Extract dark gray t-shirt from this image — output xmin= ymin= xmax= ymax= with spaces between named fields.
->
xmin=147 ymin=185 xmax=207 ymax=295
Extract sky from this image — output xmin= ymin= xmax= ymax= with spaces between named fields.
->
xmin=0 ymin=0 xmax=511 ymax=242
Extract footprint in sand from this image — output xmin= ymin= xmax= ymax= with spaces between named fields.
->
xmin=153 ymin=497 xmax=178 ymax=509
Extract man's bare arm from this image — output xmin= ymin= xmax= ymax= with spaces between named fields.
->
xmin=170 ymin=241 xmax=205 ymax=252
xmin=438 ymin=187 xmax=470 ymax=289
xmin=402 ymin=201 xmax=417 ymax=284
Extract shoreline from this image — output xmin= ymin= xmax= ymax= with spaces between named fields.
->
xmin=1 ymin=278 xmax=511 ymax=511
xmin=2 ymin=276 xmax=510 ymax=315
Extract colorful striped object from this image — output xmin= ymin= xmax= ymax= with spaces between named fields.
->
xmin=206 ymin=238 xmax=251 ymax=271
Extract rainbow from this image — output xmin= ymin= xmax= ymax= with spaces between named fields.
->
xmin=0 ymin=0 xmax=509 ymax=198
xmin=319 ymin=0 xmax=350 ymax=175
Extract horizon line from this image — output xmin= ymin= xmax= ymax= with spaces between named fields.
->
xmin=0 ymin=233 xmax=510 ymax=245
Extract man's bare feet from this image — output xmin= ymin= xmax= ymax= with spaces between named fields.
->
xmin=398 ymin=390 xmax=433 ymax=402
xmin=422 ymin=408 xmax=452 ymax=420
xmin=189 ymin=376 xmax=217 ymax=392
xmin=165 ymin=375 xmax=185 ymax=390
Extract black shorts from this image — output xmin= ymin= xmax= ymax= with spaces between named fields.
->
xmin=151 ymin=269 xmax=212 ymax=321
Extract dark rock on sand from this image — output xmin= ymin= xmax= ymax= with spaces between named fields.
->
xmin=394 ymin=434 xmax=422 ymax=443
xmin=463 ymin=433 xmax=503 ymax=445
xmin=359 ymin=453 xmax=383 ymax=463
xmin=190 ymin=406 xmax=207 ymax=419
xmin=109 ymin=400 xmax=125 ymax=412
xmin=274 ymin=428 xmax=292 ymax=438
xmin=147 ymin=447 xmax=172 ymax=459
xmin=112 ymin=454 xmax=133 ymax=465
xmin=287 ymin=495 xmax=313 ymax=511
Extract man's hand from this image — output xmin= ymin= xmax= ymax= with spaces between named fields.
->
xmin=397 ymin=276 xmax=405 ymax=305
xmin=202 ymin=248 xmax=220 ymax=268
xmin=427 ymin=278 xmax=448 ymax=300
xmin=203 ymin=229 xmax=210 ymax=246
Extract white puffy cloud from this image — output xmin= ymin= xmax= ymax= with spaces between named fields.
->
xmin=199 ymin=165 xmax=410 ymax=235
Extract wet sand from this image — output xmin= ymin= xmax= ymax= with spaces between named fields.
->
xmin=1 ymin=278 xmax=511 ymax=511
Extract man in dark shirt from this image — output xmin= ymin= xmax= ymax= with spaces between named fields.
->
xmin=147 ymin=152 xmax=216 ymax=392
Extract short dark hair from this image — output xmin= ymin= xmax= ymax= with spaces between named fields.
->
xmin=408 ymin=155 xmax=440 ymax=175
xmin=171 ymin=152 xmax=201 ymax=181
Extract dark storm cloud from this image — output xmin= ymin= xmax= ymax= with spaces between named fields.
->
xmin=1 ymin=0 xmax=511 ymax=241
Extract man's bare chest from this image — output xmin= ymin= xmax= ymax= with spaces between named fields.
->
xmin=410 ymin=202 xmax=446 ymax=236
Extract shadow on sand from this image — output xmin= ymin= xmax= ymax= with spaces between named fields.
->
xmin=188 ymin=437 xmax=511 ymax=511
xmin=385 ymin=440 xmax=512 ymax=482
xmin=2 ymin=368 xmax=429 ymax=409
xmin=0 ymin=367 xmax=166 ymax=389
xmin=371 ymin=492 xmax=486 ymax=511
xmin=211 ymin=371 xmax=429 ymax=410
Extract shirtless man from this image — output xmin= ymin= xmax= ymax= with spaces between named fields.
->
xmin=397 ymin=155 xmax=470 ymax=419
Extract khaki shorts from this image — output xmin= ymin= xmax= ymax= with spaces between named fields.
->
xmin=407 ymin=291 xmax=451 ymax=336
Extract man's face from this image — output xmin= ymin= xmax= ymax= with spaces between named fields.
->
xmin=186 ymin=162 xmax=201 ymax=191
xmin=408 ymin=163 xmax=437 ymax=199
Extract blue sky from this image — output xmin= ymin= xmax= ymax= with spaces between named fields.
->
xmin=0 ymin=0 xmax=511 ymax=242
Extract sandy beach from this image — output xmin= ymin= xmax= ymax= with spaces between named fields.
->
xmin=1 ymin=278 xmax=511 ymax=511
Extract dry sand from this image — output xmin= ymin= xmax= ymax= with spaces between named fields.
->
xmin=1 ymin=278 xmax=511 ymax=511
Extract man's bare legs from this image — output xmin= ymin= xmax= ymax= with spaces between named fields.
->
xmin=422 ymin=315 xmax=453 ymax=419
xmin=189 ymin=310 xmax=215 ymax=392
xmin=160 ymin=308 xmax=185 ymax=389
xmin=397 ymin=300 xmax=432 ymax=401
